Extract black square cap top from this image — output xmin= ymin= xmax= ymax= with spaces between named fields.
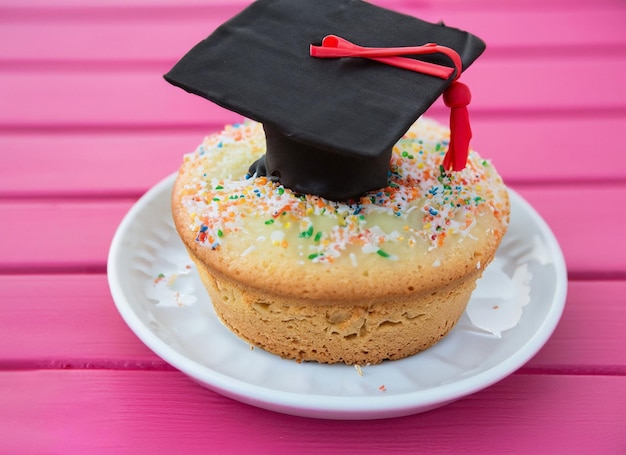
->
xmin=165 ymin=0 xmax=486 ymax=201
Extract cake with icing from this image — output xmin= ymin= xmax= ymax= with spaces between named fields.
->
xmin=165 ymin=0 xmax=509 ymax=364
xmin=171 ymin=117 xmax=509 ymax=364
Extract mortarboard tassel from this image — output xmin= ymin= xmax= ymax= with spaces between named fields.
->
xmin=311 ymin=36 xmax=473 ymax=172
xmin=442 ymin=80 xmax=472 ymax=172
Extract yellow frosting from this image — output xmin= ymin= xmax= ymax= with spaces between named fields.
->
xmin=175 ymin=117 xmax=508 ymax=265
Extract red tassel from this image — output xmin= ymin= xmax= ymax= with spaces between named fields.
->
xmin=442 ymin=81 xmax=472 ymax=172
xmin=310 ymin=36 xmax=473 ymax=172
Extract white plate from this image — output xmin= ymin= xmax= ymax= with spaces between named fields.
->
xmin=108 ymin=173 xmax=567 ymax=420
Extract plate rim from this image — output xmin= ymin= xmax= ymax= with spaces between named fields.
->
xmin=107 ymin=173 xmax=568 ymax=419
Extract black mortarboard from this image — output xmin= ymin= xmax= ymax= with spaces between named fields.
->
xmin=165 ymin=0 xmax=485 ymax=201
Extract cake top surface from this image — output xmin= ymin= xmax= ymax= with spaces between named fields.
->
xmin=164 ymin=0 xmax=485 ymax=200
xmin=174 ymin=117 xmax=509 ymax=268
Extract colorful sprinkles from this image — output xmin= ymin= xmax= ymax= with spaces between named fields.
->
xmin=178 ymin=119 xmax=507 ymax=263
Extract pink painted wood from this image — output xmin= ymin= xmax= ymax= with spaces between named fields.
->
xmin=1 ymin=0 xmax=625 ymax=452
xmin=0 ymin=371 xmax=624 ymax=453
xmin=1 ymin=275 xmax=624 ymax=372
xmin=2 ymin=6 xmax=624 ymax=62
xmin=2 ymin=116 xmax=625 ymax=198
xmin=2 ymin=58 xmax=624 ymax=127
xmin=2 ymin=186 xmax=625 ymax=275
xmin=0 ymin=275 xmax=162 ymax=366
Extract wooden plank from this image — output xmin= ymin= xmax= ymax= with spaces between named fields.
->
xmin=460 ymin=57 xmax=626 ymax=112
xmin=0 ymin=200 xmax=134 ymax=272
xmin=1 ymin=7 xmax=623 ymax=62
xmin=2 ymin=57 xmax=625 ymax=128
xmin=0 ymin=0 xmax=620 ymax=11
xmin=469 ymin=115 xmax=626 ymax=185
xmin=0 ymin=274 xmax=164 ymax=366
xmin=0 ymin=70 xmax=237 ymax=128
xmin=0 ymin=370 xmax=623 ymax=452
xmin=0 ymin=13 xmax=237 ymax=63
xmin=515 ymin=185 xmax=626 ymax=279
xmin=0 ymin=131 xmax=200 ymax=198
xmin=397 ymin=6 xmax=626 ymax=51
xmin=1 ymin=275 xmax=624 ymax=370
xmin=2 ymin=115 xmax=624 ymax=197
xmin=1 ymin=186 xmax=625 ymax=275
xmin=529 ymin=281 xmax=626 ymax=370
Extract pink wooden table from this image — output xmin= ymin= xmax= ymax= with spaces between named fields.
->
xmin=1 ymin=0 xmax=625 ymax=452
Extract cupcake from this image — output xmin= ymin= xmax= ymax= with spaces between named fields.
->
xmin=165 ymin=0 xmax=509 ymax=364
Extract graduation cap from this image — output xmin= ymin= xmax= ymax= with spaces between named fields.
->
xmin=164 ymin=0 xmax=485 ymax=201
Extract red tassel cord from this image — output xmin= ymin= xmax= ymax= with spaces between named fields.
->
xmin=311 ymin=36 xmax=474 ymax=172
xmin=442 ymin=81 xmax=472 ymax=172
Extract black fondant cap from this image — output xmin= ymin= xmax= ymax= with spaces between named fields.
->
xmin=164 ymin=0 xmax=485 ymax=200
